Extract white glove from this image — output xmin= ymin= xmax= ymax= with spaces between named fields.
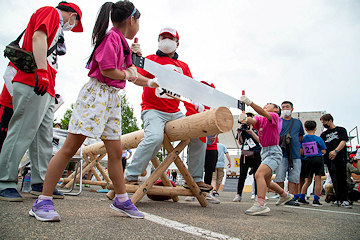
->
xmin=239 ymin=113 xmax=246 ymax=123
xmin=131 ymin=43 xmax=142 ymax=56
xmin=123 ymin=66 xmax=138 ymax=82
xmin=147 ymin=78 xmax=159 ymax=88
xmin=240 ymin=95 xmax=253 ymax=106
xmin=191 ymin=100 xmax=205 ymax=113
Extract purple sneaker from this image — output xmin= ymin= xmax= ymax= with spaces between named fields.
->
xmin=110 ymin=199 xmax=144 ymax=219
xmin=29 ymin=199 xmax=61 ymax=222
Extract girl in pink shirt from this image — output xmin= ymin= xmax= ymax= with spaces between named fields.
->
xmin=30 ymin=1 xmax=154 ymax=222
xmin=239 ymin=96 xmax=294 ymax=215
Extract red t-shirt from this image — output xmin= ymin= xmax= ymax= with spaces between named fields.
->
xmin=0 ymin=85 xmax=13 ymax=109
xmin=12 ymin=6 xmax=60 ymax=97
xmin=206 ymin=135 xmax=218 ymax=150
xmin=138 ymin=54 xmax=193 ymax=113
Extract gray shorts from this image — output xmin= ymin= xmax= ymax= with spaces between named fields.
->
xmin=260 ymin=145 xmax=282 ymax=171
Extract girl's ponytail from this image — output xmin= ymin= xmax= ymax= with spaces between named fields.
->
xmin=87 ymin=1 xmax=141 ymax=66
xmin=87 ymin=2 xmax=113 ymax=65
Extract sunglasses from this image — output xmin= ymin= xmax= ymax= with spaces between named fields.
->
xmin=267 ymin=103 xmax=280 ymax=109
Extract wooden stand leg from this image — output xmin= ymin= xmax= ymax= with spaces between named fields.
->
xmin=130 ymin=139 xmax=190 ymax=205
xmin=65 ymin=158 xmax=98 ymax=188
xmin=106 ymin=190 xmax=115 ymax=200
xmin=151 ymin=157 xmax=179 ymax=202
xmin=162 ymin=135 xmax=208 ymax=207
xmin=87 ymin=152 xmax=110 ymax=189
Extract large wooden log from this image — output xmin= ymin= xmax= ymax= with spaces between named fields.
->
xmin=76 ymin=106 xmax=233 ymax=156
xmin=60 ymin=178 xmax=108 ymax=186
xmin=108 ymin=183 xmax=207 ymax=197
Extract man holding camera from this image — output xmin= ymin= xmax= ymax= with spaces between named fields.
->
xmin=233 ymin=112 xmax=262 ymax=202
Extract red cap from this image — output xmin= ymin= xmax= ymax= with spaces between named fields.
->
xmin=58 ymin=2 xmax=83 ymax=32
xmin=159 ymin=27 xmax=179 ymax=40
xmin=200 ymin=81 xmax=215 ymax=89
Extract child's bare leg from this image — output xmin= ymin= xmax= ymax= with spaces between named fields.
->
xmin=254 ymin=164 xmax=273 ymax=198
xmin=103 ymin=140 xmax=126 ymax=194
xmin=43 ymin=133 xmax=86 ymax=196
xmin=313 ymin=175 xmax=322 ymax=197
xmin=301 ymin=177 xmax=312 ymax=194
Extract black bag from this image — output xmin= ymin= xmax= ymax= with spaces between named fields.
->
xmin=4 ymin=30 xmax=58 ymax=73
xmin=279 ymin=119 xmax=295 ymax=151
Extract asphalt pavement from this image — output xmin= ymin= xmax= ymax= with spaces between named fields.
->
xmin=1 ymin=183 xmax=359 ymax=240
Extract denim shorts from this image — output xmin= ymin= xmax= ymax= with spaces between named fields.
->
xmin=275 ymin=157 xmax=301 ymax=183
xmin=260 ymin=145 xmax=282 ymax=171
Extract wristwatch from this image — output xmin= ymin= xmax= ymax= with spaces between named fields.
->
xmin=335 ymin=149 xmax=339 ymax=153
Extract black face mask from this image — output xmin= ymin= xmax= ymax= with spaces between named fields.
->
xmin=323 ymin=124 xmax=330 ymax=129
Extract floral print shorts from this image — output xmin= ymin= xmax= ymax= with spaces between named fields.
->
xmin=69 ymin=78 xmax=121 ymax=140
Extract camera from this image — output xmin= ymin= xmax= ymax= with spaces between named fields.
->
xmin=237 ymin=123 xmax=250 ymax=132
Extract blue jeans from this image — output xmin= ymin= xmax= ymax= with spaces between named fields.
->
xmin=275 ymin=157 xmax=301 ymax=184
xmin=260 ymin=145 xmax=282 ymax=172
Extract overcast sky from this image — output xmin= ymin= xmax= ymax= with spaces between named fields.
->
xmin=0 ymin=0 xmax=359 ymax=148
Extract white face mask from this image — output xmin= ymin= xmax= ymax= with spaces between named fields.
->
xmin=63 ymin=16 xmax=76 ymax=31
xmin=282 ymin=109 xmax=292 ymax=117
xmin=158 ymin=39 xmax=177 ymax=54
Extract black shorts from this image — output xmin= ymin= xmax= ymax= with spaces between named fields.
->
xmin=300 ymin=159 xmax=307 ymax=178
xmin=204 ymin=150 xmax=218 ymax=172
xmin=304 ymin=156 xmax=325 ymax=178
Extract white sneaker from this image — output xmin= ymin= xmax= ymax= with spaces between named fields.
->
xmin=184 ymin=196 xmax=195 ymax=202
xmin=276 ymin=193 xmax=294 ymax=206
xmin=251 ymin=194 xmax=255 ymax=200
xmin=233 ymin=194 xmax=241 ymax=202
xmin=340 ymin=201 xmax=352 ymax=209
xmin=205 ymin=194 xmax=220 ymax=204
xmin=245 ymin=202 xmax=270 ymax=215
xmin=331 ymin=201 xmax=340 ymax=206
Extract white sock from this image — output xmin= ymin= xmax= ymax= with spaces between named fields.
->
xmin=115 ymin=193 xmax=129 ymax=202
xmin=38 ymin=195 xmax=53 ymax=203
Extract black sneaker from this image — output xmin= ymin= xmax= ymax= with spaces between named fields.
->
xmin=312 ymin=201 xmax=323 ymax=207
xmin=30 ymin=184 xmax=65 ymax=199
xmin=0 ymin=188 xmax=23 ymax=202
xmin=298 ymin=199 xmax=310 ymax=205
xmin=183 ymin=182 xmax=213 ymax=192
xmin=285 ymin=199 xmax=300 ymax=206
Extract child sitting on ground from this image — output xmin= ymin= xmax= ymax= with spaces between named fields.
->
xmin=298 ymin=120 xmax=327 ymax=206
xmin=239 ymin=95 xmax=293 ymax=215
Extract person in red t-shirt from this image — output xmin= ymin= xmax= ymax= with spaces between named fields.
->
xmin=0 ymin=2 xmax=83 ymax=202
xmin=125 ymin=27 xmax=213 ymax=193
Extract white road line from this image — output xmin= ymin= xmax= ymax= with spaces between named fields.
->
xmin=284 ymin=205 xmax=360 ymax=216
xmin=144 ymin=212 xmax=241 ymax=240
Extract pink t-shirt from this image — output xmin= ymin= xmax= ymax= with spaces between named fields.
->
xmin=88 ymin=27 xmax=132 ymax=89
xmin=253 ymin=112 xmax=280 ymax=148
